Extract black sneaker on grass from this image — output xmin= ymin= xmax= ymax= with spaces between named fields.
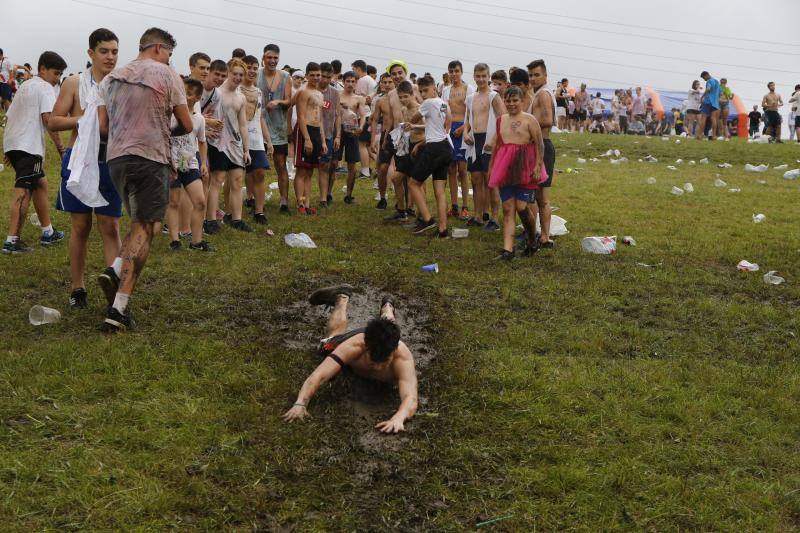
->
xmin=326 ymin=194 xmax=333 ymax=204
xmin=189 ymin=240 xmax=215 ymax=252
xmin=521 ymin=242 xmax=540 ymax=257
xmin=376 ymin=198 xmax=387 ymax=210
xmin=309 ymin=284 xmax=354 ymax=306
xmin=230 ymin=219 xmax=253 ymax=232
xmin=69 ymin=288 xmax=88 ymax=309
xmin=2 ymin=240 xmax=31 ymax=254
xmin=161 ymin=223 xmax=169 ymax=234
xmin=222 ymin=213 xmax=233 ymax=226
xmin=279 ymin=204 xmax=290 ymax=215
xmin=412 ymin=218 xmax=437 ymax=235
xmin=495 ymin=249 xmax=515 ymax=261
xmin=40 ymin=229 xmax=65 ymax=246
xmin=253 ymin=213 xmax=268 ymax=225
xmin=97 ymin=267 xmax=119 ymax=306
xmin=344 ymin=195 xmax=354 ymax=204
xmin=204 ymin=220 xmax=220 ymax=235
xmin=169 ymin=240 xmax=182 ymax=252
xmin=436 ymin=229 xmax=450 ymax=239
xmin=245 ymin=198 xmax=255 ymax=210
xmin=384 ymin=209 xmax=408 ymax=223
xmin=101 ymin=306 xmax=135 ymax=332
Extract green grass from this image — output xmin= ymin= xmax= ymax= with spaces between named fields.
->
xmin=1 ymin=132 xmax=799 ymax=530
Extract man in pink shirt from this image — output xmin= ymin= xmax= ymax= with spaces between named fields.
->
xmin=97 ymin=27 xmax=193 ymax=332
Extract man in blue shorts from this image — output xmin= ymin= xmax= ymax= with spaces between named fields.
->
xmin=696 ymin=71 xmax=720 ymax=141
xmin=441 ymin=60 xmax=475 ymax=220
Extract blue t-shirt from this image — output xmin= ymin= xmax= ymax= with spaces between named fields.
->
xmin=702 ymin=78 xmax=720 ymax=109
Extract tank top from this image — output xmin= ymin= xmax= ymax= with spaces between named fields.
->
xmin=257 ymin=69 xmax=289 ymax=145
xmin=218 ymin=90 xmax=245 ymax=167
xmin=244 ymin=86 xmax=265 ymax=152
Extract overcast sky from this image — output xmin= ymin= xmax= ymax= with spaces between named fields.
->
xmin=4 ymin=0 xmax=799 ymax=108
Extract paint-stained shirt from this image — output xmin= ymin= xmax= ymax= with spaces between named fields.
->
xmin=99 ymin=59 xmax=187 ymax=165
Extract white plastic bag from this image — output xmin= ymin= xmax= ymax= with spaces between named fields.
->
xmin=714 ymin=178 xmax=727 ymax=188
xmin=718 ymin=163 xmax=732 ymax=169
xmin=671 ymin=186 xmax=684 ymax=195
xmin=667 ymin=165 xmax=678 ymax=171
xmin=581 ymin=236 xmax=616 ymax=254
xmin=737 ymin=260 xmax=759 ymax=272
xmin=745 ymin=164 xmax=768 ymax=173
xmin=783 ymin=169 xmax=800 ymax=180
xmin=763 ymin=271 xmax=785 ymax=285
xmin=284 ymin=233 xmax=317 ymax=248
xmin=269 ymin=182 xmax=279 ymax=190
xmin=646 ymin=177 xmax=657 ymax=184
xmin=683 ymin=183 xmax=694 ymax=193
xmin=576 ymin=158 xmax=586 ymax=164
xmin=774 ymin=164 xmax=788 ymax=170
xmin=644 ymin=155 xmax=658 ymax=163
xmin=752 ymin=213 xmax=766 ymax=223
xmin=699 ymin=158 xmax=709 ymax=164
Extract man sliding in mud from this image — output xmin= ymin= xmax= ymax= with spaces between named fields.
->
xmin=282 ymin=285 xmax=418 ymax=433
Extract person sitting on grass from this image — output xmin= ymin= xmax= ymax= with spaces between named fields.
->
xmin=283 ymin=285 xmax=418 ymax=434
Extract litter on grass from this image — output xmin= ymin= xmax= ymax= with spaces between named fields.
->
xmin=576 ymin=158 xmax=586 ymax=164
xmin=699 ymin=158 xmax=709 ymax=164
xmin=637 ymin=261 xmax=663 ymax=268
xmin=774 ymin=164 xmax=788 ymax=170
xmin=683 ymin=182 xmax=694 ymax=192
xmin=718 ymin=163 xmax=733 ymax=168
xmin=752 ymin=213 xmax=766 ymax=223
xmin=671 ymin=186 xmax=684 ymax=195
xmin=714 ymin=178 xmax=727 ymax=187
xmin=675 ymin=159 xmax=684 ymax=164
xmin=667 ymin=165 xmax=678 ymax=170
xmin=284 ymin=233 xmax=317 ymax=248
xmin=646 ymin=177 xmax=657 ymax=184
xmin=783 ymin=169 xmax=800 ymax=179
xmin=763 ymin=271 xmax=785 ymax=285
xmin=728 ymin=188 xmax=741 ymax=193
xmin=581 ymin=236 xmax=616 ymax=254
xmin=622 ymin=236 xmax=636 ymax=246
xmin=688 ymin=160 xmax=696 ymax=165
xmin=745 ymin=163 xmax=768 ymax=172
xmin=737 ymin=260 xmax=759 ymax=272
xmin=269 ymin=182 xmax=279 ymax=190
xmin=610 ymin=157 xmax=628 ymax=164
xmin=643 ymin=155 xmax=658 ymax=162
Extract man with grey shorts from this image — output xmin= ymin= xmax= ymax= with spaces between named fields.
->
xmin=97 ymin=27 xmax=193 ymax=331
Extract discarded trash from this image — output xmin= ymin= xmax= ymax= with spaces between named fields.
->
xmin=581 ymin=236 xmax=616 ymax=254
xmin=646 ymin=177 xmax=657 ymax=184
xmin=268 ymin=182 xmax=279 ymax=190
xmin=728 ymin=188 xmax=741 ymax=193
xmin=666 ymin=165 xmax=678 ymax=171
xmin=757 ymin=180 xmax=767 ymax=185
xmin=699 ymin=158 xmax=709 ymax=164
xmin=637 ymin=261 xmax=663 ymax=268
xmin=421 ymin=263 xmax=439 ymax=273
xmin=774 ymin=164 xmax=788 ymax=170
xmin=745 ymin=164 xmax=768 ymax=173
xmin=586 ymin=142 xmax=592 ymax=146
xmin=675 ymin=159 xmax=683 ymax=164
xmin=29 ymin=305 xmax=61 ymax=326
xmin=576 ymin=158 xmax=586 ymax=164
xmin=661 ymin=137 xmax=669 ymax=141
xmin=0 ymin=164 xmax=4 ymax=172
xmin=680 ymin=131 xmax=688 ymax=137
xmin=265 ymin=192 xmax=273 ymax=201
xmin=643 ymin=155 xmax=658 ymax=162
xmin=783 ymin=169 xmax=800 ymax=180
xmin=683 ymin=183 xmax=694 ymax=193
xmin=671 ymin=186 xmax=684 ymax=195
xmin=718 ymin=163 xmax=732 ymax=169
xmin=714 ymin=178 xmax=727 ymax=187
xmin=688 ymin=160 xmax=696 ymax=165
xmin=755 ymin=135 xmax=771 ymax=144
xmin=265 ymin=229 xmax=275 ymax=237
xmin=610 ymin=157 xmax=628 ymax=164
xmin=565 ymin=167 xmax=574 ymax=174
xmin=476 ymin=514 xmax=514 ymax=529
xmin=374 ymin=192 xmax=382 ymax=201
xmin=537 ymin=214 xmax=569 ymax=236
xmin=341 ymin=185 xmax=348 ymax=192
xmin=284 ymin=233 xmax=317 ymax=248
xmin=622 ymin=236 xmax=636 ymax=246
xmin=737 ymin=260 xmax=759 ymax=272
xmin=29 ymin=213 xmax=41 ymax=227
xmin=614 ymin=149 xmax=620 ymax=157
xmin=675 ymin=139 xmax=681 ymax=144
xmin=589 ymin=157 xmax=600 ymax=162
xmin=452 ymin=228 xmax=469 ymax=238
xmin=752 ymin=213 xmax=766 ymax=223
xmin=763 ymin=271 xmax=785 ymax=285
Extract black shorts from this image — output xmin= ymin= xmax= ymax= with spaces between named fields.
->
xmin=378 ymin=132 xmax=396 ymax=165
xmin=540 ymin=138 xmax=555 ymax=188
xmin=576 ymin=110 xmax=587 ymax=121
xmin=0 ymin=83 xmax=12 ymax=101
xmin=339 ymin=131 xmax=360 ymax=164
xmin=795 ymin=116 xmax=800 ymax=129
xmin=395 ymin=141 xmax=419 ymax=176
xmin=294 ymin=125 xmax=323 ymax=168
xmin=411 ymin=139 xmax=451 ymax=182
xmin=467 ymin=133 xmax=490 ymax=173
xmin=765 ymin=110 xmax=781 ymax=128
xmin=208 ymin=144 xmax=244 ymax=172
xmin=358 ymin=127 xmax=371 ymax=143
xmin=272 ymin=143 xmax=289 ymax=157
xmin=170 ymin=168 xmax=202 ymax=189
xmin=108 ymin=155 xmax=170 ymax=223
xmin=6 ymin=150 xmax=45 ymax=190
xmin=318 ymin=327 xmax=365 ymax=361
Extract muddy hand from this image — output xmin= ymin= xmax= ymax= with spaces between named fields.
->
xmin=375 ymin=417 xmax=404 ymax=433
xmin=282 ymin=405 xmax=309 ymax=422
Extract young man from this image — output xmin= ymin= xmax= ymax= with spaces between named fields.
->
xmin=293 ymin=62 xmax=327 ymax=214
xmin=491 ymin=70 xmax=508 ymax=98
xmin=631 ymin=87 xmax=646 ymax=123
xmin=49 ymin=29 xmax=122 ymax=307
xmin=317 ymin=62 xmax=341 ymax=208
xmin=166 ymin=78 xmax=212 ymax=252
xmin=574 ymin=83 xmax=589 ymax=132
xmin=789 ymin=84 xmax=800 ymax=142
xmin=718 ymin=78 xmax=733 ymax=139
xmin=747 ymin=105 xmax=761 ymax=138
xmin=256 ymin=44 xmax=292 ymax=213
xmin=200 ymin=59 xmax=226 ymax=233
xmin=3 ymin=50 xmax=67 ymax=255
xmin=462 ymin=63 xmax=504 ymax=228
xmin=697 ymin=71 xmax=720 ymax=141
xmin=283 ymin=285 xmax=417 ymax=434
xmin=338 ymin=71 xmax=368 ymax=203
xmin=441 ymin=60 xmax=475 ymax=220
xmin=762 ymin=81 xmax=784 ymax=142
xmin=241 ymin=54 xmax=272 ymax=224
xmin=555 ymin=78 xmax=569 ymax=130
xmin=0 ymin=48 xmax=16 ymax=111
xmin=527 ymin=59 xmax=556 ymax=249
xmin=352 ymin=59 xmax=376 ymax=178
xmin=385 ymin=80 xmax=424 ymax=223
xmin=97 ymin=27 xmax=193 ymax=330
xmin=404 ymin=75 xmax=452 ymax=239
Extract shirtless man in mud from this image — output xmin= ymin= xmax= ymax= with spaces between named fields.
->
xmin=283 ymin=285 xmax=418 ymax=434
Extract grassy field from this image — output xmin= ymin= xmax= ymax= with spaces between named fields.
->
xmin=1 ymin=131 xmax=799 ymax=531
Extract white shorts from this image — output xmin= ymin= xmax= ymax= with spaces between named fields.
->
xmin=555 ymin=107 xmax=567 ymax=118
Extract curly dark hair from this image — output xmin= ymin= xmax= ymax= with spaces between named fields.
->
xmin=364 ymin=318 xmax=401 ymax=363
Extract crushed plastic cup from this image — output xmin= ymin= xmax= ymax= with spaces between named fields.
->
xmin=29 ymin=305 xmax=61 ymax=326
xmin=284 ymin=232 xmax=317 ymax=248
xmin=718 ymin=163 xmax=732 ymax=169
xmin=646 ymin=177 xmax=657 ymax=184
xmin=613 ymin=149 xmax=620 ymax=157
xmin=737 ymin=260 xmax=759 ymax=272
xmin=671 ymin=186 xmax=684 ymax=195
xmin=683 ymin=183 xmax=694 ymax=193
xmin=581 ymin=236 xmax=616 ymax=254
xmin=755 ymin=135 xmax=771 ymax=144
xmin=452 ymin=228 xmax=469 ymax=239
xmin=268 ymin=182 xmax=279 ymax=190
xmin=745 ymin=163 xmax=768 ymax=173
xmin=29 ymin=213 xmax=41 ymax=227
xmin=714 ymin=178 xmax=727 ymax=187
xmin=688 ymin=160 xmax=696 ymax=166
xmin=752 ymin=213 xmax=766 ymax=223
xmin=421 ymin=263 xmax=439 ymax=273
xmin=622 ymin=236 xmax=636 ymax=246
xmin=774 ymin=164 xmax=788 ymax=170
xmin=699 ymin=158 xmax=709 ymax=164
xmin=643 ymin=155 xmax=658 ymax=162
xmin=728 ymin=188 xmax=741 ymax=193
xmin=0 ymin=164 xmax=4 ymax=172
xmin=675 ymin=139 xmax=681 ymax=144
xmin=589 ymin=157 xmax=600 ymax=162
xmin=666 ymin=165 xmax=678 ymax=171
xmin=763 ymin=271 xmax=785 ymax=285
xmin=757 ymin=180 xmax=767 ymax=185
xmin=576 ymin=158 xmax=586 ymax=164
xmin=610 ymin=157 xmax=628 ymax=164
xmin=783 ymin=169 xmax=800 ymax=180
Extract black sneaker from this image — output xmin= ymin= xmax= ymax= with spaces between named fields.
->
xmin=482 ymin=212 xmax=491 ymax=223
xmin=344 ymin=195 xmax=354 ymax=204
xmin=384 ymin=210 xmax=408 ymax=223
xmin=179 ymin=231 xmax=192 ymax=241
xmin=495 ymin=249 xmax=515 ymax=261
xmin=169 ymin=240 xmax=182 ymax=252
xmin=2 ymin=240 xmax=31 ymax=254
xmin=308 ymin=284 xmax=355 ymax=306
xmin=436 ymin=229 xmax=450 ymax=239
xmin=189 ymin=240 xmax=215 ymax=252
xmin=521 ymin=242 xmax=540 ymax=257
xmin=540 ymin=240 xmax=555 ymax=249
xmin=161 ymin=223 xmax=170 ymax=234
xmin=40 ymin=229 xmax=65 ymax=246
xmin=230 ymin=219 xmax=253 ymax=232
xmin=279 ymin=204 xmax=290 ymax=215
xmin=376 ymin=198 xmax=387 ymax=210
xmin=204 ymin=220 xmax=220 ymax=235
xmin=465 ymin=217 xmax=483 ymax=227
xmin=253 ymin=213 xmax=268 ymax=225
xmin=326 ymin=194 xmax=333 ymax=204
xmin=319 ymin=201 xmax=328 ymax=209
xmin=222 ymin=213 xmax=233 ymax=226
xmin=405 ymin=208 xmax=416 ymax=218
xmin=101 ymin=305 xmax=135 ymax=332
xmin=69 ymin=288 xmax=88 ymax=309
xmin=97 ymin=266 xmax=120 ymax=306
xmin=483 ymin=220 xmax=501 ymax=232
xmin=412 ymin=218 xmax=437 ymax=235
xmin=244 ymin=198 xmax=255 ymax=210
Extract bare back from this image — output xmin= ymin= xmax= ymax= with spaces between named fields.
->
xmin=53 ymin=75 xmax=83 ymax=148
xmin=334 ymin=333 xmax=414 ymax=383
xmin=532 ymin=88 xmax=554 ymax=138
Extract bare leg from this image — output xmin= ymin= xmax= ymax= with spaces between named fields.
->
xmin=536 ymin=187 xmax=551 ymax=243
xmin=394 ymin=172 xmax=407 ymax=210
xmin=408 ymin=179 xmax=430 ymax=222
xmin=433 ymin=180 xmax=448 ymax=232
xmin=31 ymin=178 xmax=52 ymax=228
xmin=207 ymin=171 xmax=225 ymax=221
xmin=96 ymin=214 xmax=122 ymax=265
xmin=178 ymin=187 xmax=192 ymax=233
xmin=167 ymin=187 xmax=182 ymax=242
xmin=358 ymin=140 xmax=371 ymax=176
xmin=346 ymin=163 xmax=358 ymax=198
xmin=68 ymin=213 xmax=92 ymax=290
xmin=325 ymin=294 xmax=349 ymax=337
xmin=447 ymin=161 xmax=458 ymax=209
xmin=489 ymin=187 xmax=500 ymax=222
xmin=501 ymin=198 xmax=515 ymax=252
xmin=318 ymin=160 xmax=330 ymax=204
xmin=457 ymin=161 xmax=469 ymax=214
xmin=184 ymin=180 xmax=207 ymax=245
xmin=117 ymin=221 xmax=156 ymax=297
xmin=249 ymin=168 xmax=266 ymax=214
xmin=228 ymin=168 xmax=245 ymax=220
xmin=274 ymin=150 xmax=289 ymax=206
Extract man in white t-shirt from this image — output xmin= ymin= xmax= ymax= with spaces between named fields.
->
xmin=3 ymin=51 xmax=67 ymax=254
xmin=0 ymin=48 xmax=16 ymax=111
